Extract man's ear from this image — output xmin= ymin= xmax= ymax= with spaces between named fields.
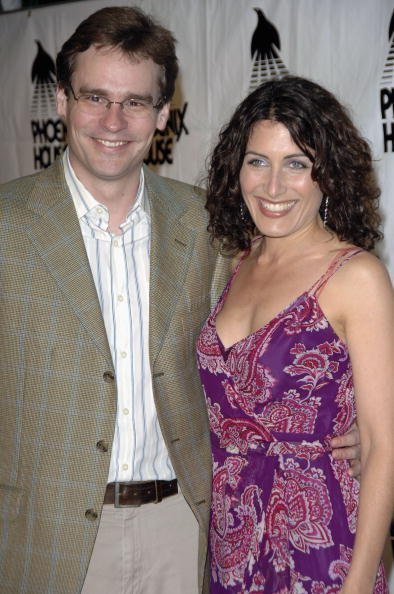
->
xmin=56 ymin=85 xmax=68 ymax=120
xmin=156 ymin=101 xmax=170 ymax=132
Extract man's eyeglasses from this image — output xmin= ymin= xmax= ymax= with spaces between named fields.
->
xmin=67 ymin=84 xmax=166 ymax=118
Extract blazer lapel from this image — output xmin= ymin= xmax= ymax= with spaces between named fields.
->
xmin=146 ymin=168 xmax=198 ymax=367
xmin=24 ymin=160 xmax=113 ymax=366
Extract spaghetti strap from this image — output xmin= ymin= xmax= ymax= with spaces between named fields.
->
xmin=310 ymin=246 xmax=364 ymax=298
xmin=212 ymin=247 xmax=251 ymax=315
xmin=211 ymin=236 xmax=264 ymax=321
xmin=224 ymin=237 xmax=263 ymax=293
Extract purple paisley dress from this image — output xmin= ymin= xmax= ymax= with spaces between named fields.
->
xmin=196 ymin=247 xmax=388 ymax=594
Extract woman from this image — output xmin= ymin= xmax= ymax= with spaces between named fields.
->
xmin=197 ymin=76 xmax=393 ymax=593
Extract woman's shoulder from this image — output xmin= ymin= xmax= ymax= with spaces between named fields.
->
xmin=318 ymin=244 xmax=393 ymax=340
xmin=331 ymin=244 xmax=393 ymax=303
xmin=337 ymin=245 xmax=390 ymax=281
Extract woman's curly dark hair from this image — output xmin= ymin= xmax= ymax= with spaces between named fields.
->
xmin=206 ymin=75 xmax=382 ymax=254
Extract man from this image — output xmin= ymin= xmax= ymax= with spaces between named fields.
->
xmin=0 ymin=6 xmax=360 ymax=594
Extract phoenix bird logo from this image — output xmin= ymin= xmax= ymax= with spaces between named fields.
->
xmin=381 ymin=9 xmax=394 ymax=86
xmin=249 ymin=8 xmax=289 ymax=92
xmin=31 ymin=40 xmax=56 ymax=116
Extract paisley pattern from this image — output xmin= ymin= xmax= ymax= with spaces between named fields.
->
xmin=196 ymin=248 xmax=388 ymax=594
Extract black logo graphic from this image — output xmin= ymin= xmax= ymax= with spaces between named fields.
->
xmin=249 ymin=8 xmax=288 ymax=91
xmin=145 ymin=102 xmax=189 ymax=167
xmin=30 ymin=41 xmax=66 ymax=170
xmin=31 ymin=40 xmax=56 ymax=115
xmin=380 ymin=10 xmax=394 ymax=153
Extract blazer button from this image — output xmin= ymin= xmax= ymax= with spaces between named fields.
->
xmin=85 ymin=508 xmax=98 ymax=521
xmin=103 ymin=370 xmax=115 ymax=383
xmin=96 ymin=440 xmax=109 ymax=452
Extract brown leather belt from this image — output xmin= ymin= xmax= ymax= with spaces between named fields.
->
xmin=104 ymin=479 xmax=178 ymax=507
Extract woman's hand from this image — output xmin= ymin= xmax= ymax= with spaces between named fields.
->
xmin=330 ymin=422 xmax=361 ymax=478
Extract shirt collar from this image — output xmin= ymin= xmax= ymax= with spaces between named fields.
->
xmin=62 ymin=148 xmax=149 ymax=230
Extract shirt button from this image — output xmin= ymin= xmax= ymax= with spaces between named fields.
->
xmin=96 ymin=440 xmax=109 ymax=452
xmin=96 ymin=207 xmax=103 ymax=215
xmin=120 ymin=351 xmax=127 ymax=359
xmin=85 ymin=508 xmax=98 ymax=521
xmin=122 ymin=464 xmax=128 ymax=471
xmin=113 ymin=239 xmax=119 ymax=247
xmin=103 ymin=370 xmax=115 ymax=383
xmin=123 ymin=408 xmax=129 ymax=415
xmin=117 ymin=295 xmax=124 ymax=302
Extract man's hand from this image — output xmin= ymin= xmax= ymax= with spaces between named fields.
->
xmin=330 ymin=422 xmax=361 ymax=478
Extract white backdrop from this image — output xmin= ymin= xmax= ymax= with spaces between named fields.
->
xmin=0 ymin=0 xmax=393 ymax=587
xmin=0 ymin=0 xmax=393 ymax=276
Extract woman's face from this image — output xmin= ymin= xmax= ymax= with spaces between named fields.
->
xmin=239 ymin=119 xmax=323 ymax=239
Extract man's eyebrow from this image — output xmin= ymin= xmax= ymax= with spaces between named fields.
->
xmin=77 ymin=86 xmax=154 ymax=102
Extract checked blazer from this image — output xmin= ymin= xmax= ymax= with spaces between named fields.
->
xmin=0 ymin=158 xmax=230 ymax=593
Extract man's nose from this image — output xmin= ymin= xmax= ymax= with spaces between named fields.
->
xmin=100 ymin=102 xmax=128 ymax=130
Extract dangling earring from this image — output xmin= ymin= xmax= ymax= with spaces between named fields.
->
xmin=323 ymin=196 xmax=329 ymax=227
xmin=240 ymin=202 xmax=247 ymax=223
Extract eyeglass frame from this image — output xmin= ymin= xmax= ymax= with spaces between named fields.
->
xmin=67 ymin=83 xmax=167 ymax=115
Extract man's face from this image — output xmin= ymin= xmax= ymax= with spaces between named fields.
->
xmin=56 ymin=45 xmax=169 ymax=191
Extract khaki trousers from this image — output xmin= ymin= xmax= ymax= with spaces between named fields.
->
xmin=81 ymin=490 xmax=199 ymax=594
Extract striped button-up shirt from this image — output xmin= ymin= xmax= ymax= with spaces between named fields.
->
xmin=63 ymin=151 xmax=175 ymax=482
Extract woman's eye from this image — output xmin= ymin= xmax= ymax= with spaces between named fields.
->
xmin=247 ymin=157 xmax=267 ymax=167
xmin=288 ymin=160 xmax=307 ymax=169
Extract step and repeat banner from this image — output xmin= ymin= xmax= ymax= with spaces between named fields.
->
xmin=0 ymin=0 xmax=393 ymax=282
xmin=0 ymin=0 xmax=393 ymax=584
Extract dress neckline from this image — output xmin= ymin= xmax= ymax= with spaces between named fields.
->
xmin=214 ymin=246 xmax=362 ymax=352
xmin=216 ymin=289 xmax=310 ymax=353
